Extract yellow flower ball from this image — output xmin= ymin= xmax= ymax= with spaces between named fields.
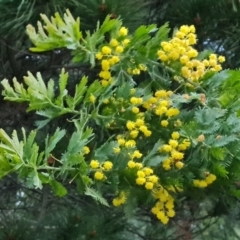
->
xmin=137 ymin=170 xmax=145 ymax=178
xmin=130 ymin=130 xmax=139 ymax=138
xmin=158 ymin=54 xmax=168 ymax=61
xmin=176 ymin=31 xmax=185 ymax=39
xmin=132 ymin=68 xmax=140 ymax=75
xmin=123 ymin=38 xmax=130 ymax=46
xmin=136 ymin=177 xmax=146 ymax=185
xmin=169 ymin=139 xmax=178 ymax=148
xmin=162 ymin=144 xmax=172 ymax=152
xmin=130 ymin=97 xmax=143 ymax=105
xmin=155 ymin=107 xmax=167 ymax=116
xmin=209 ymin=54 xmax=217 ymax=60
xmin=83 ymin=146 xmax=90 ymax=154
xmin=132 ymin=150 xmax=142 ymax=159
xmin=139 ymin=125 xmax=148 ymax=133
xmin=115 ymin=45 xmax=124 ymax=53
xmin=175 ymin=161 xmax=184 ymax=169
xmin=189 ymin=25 xmax=196 ymax=33
xmin=218 ymin=56 xmax=225 ymax=63
xmin=180 ymin=55 xmax=189 ymax=64
xmin=151 ymin=206 xmax=159 ymax=215
xmin=139 ymin=64 xmax=147 ymax=71
xmin=161 ymin=120 xmax=169 ymax=127
xmin=165 ymin=200 xmax=174 ymax=210
xmin=145 ymin=182 xmax=154 ymax=190
xmin=113 ymin=147 xmax=121 ymax=154
xmin=198 ymin=180 xmax=208 ymax=188
xmin=143 ymin=167 xmax=153 ymax=176
xmin=126 ymin=121 xmax=135 ymax=130
xmin=171 ymin=132 xmax=180 ymax=139
xmin=155 ymin=90 xmax=168 ymax=98
xmin=94 ymin=171 xmax=104 ymax=180
xmin=166 ymin=108 xmax=180 ymax=117
xmin=180 ymin=25 xmax=190 ymax=34
xmin=209 ymin=59 xmax=217 ymax=67
xmin=103 ymin=161 xmax=113 ymax=170
xmin=205 ymin=173 xmax=216 ymax=184
xmin=99 ymin=70 xmax=111 ymax=80
xmin=214 ymin=65 xmax=222 ymax=71
xmin=89 ymin=94 xmax=96 ymax=103
xmin=117 ymin=138 xmax=126 ymax=146
xmin=135 ymin=118 xmax=145 ymax=126
xmin=132 ymin=107 xmax=140 ymax=114
xmin=101 ymin=59 xmax=110 ymax=71
xmin=128 ymin=160 xmax=136 ymax=168
xmin=95 ymin=52 xmax=103 ymax=60
xmin=182 ymin=66 xmax=191 ymax=78
xmin=119 ymin=27 xmax=128 ymax=36
xmin=148 ymin=175 xmax=158 ymax=183
xmin=187 ymin=49 xmax=198 ymax=58
xmin=110 ymin=38 xmax=119 ymax=47
xmin=171 ymin=151 xmax=184 ymax=160
xmin=101 ymin=46 xmax=112 ymax=55
xmin=163 ymin=163 xmax=171 ymax=170
xmin=125 ymin=140 xmax=136 ymax=148
xmin=143 ymin=130 xmax=152 ymax=137
xmin=163 ymin=43 xmax=173 ymax=52
xmin=90 ymin=160 xmax=99 ymax=169
xmin=167 ymin=209 xmax=176 ymax=217
xmin=135 ymin=162 xmax=143 ymax=169
xmin=101 ymin=80 xmax=109 ymax=87
xmin=111 ymin=55 xmax=120 ymax=64
xmin=113 ymin=198 xmax=122 ymax=207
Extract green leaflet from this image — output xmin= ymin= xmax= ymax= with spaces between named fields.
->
xmin=44 ymin=128 xmax=66 ymax=161
xmin=210 ymin=148 xmax=226 ymax=161
xmin=50 ymin=180 xmax=68 ymax=197
xmin=0 ymin=129 xmax=23 ymax=157
xmin=61 ymin=128 xmax=93 ymax=170
xmin=26 ymin=170 xmax=43 ymax=189
xmin=84 ymin=80 xmax=104 ymax=103
xmin=147 ymin=155 xmax=166 ymax=167
xmin=66 ymin=76 xmax=88 ymax=108
xmin=143 ymin=139 xmax=163 ymax=164
xmin=94 ymin=141 xmax=118 ymax=162
xmin=85 ymin=187 xmax=109 ymax=207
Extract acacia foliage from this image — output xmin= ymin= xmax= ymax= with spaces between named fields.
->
xmin=1 ymin=9 xmax=240 ymax=238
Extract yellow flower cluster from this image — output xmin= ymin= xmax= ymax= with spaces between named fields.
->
xmin=126 ymin=158 xmax=174 ymax=224
xmin=112 ymin=191 xmax=127 ymax=207
xmin=160 ymin=137 xmax=191 ymax=170
xmin=151 ymin=186 xmax=175 ymax=224
xmin=127 ymin=63 xmax=147 ymax=75
xmin=137 ymin=90 xmax=180 ymax=129
xmin=126 ymin=118 xmax=152 ymax=138
xmin=95 ymin=27 xmax=131 ymax=86
xmin=133 ymin=167 xmax=158 ymax=190
xmin=90 ymin=159 xmax=113 ymax=180
xmin=157 ymin=25 xmax=225 ymax=82
xmin=193 ymin=173 xmax=217 ymax=188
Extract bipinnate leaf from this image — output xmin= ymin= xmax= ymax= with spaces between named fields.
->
xmin=26 ymin=9 xmax=82 ymax=52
